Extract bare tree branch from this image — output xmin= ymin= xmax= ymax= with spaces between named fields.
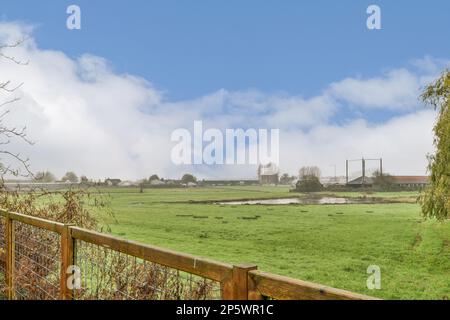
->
xmin=0 ymin=37 xmax=33 ymax=180
xmin=0 ymin=80 xmax=24 ymax=93
xmin=0 ymin=52 xmax=29 ymax=65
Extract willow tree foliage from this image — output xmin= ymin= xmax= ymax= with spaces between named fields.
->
xmin=420 ymin=71 xmax=450 ymax=220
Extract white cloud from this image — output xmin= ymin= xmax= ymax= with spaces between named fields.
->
xmin=328 ymin=57 xmax=450 ymax=111
xmin=279 ymin=110 xmax=435 ymax=177
xmin=329 ymin=69 xmax=422 ymax=110
xmin=0 ymin=22 xmax=442 ymax=180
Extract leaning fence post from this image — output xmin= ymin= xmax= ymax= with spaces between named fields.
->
xmin=5 ymin=212 xmax=15 ymax=300
xmin=60 ymin=224 xmax=75 ymax=300
xmin=222 ymin=264 xmax=258 ymax=300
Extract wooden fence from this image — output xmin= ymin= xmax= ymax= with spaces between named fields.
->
xmin=0 ymin=209 xmax=378 ymax=300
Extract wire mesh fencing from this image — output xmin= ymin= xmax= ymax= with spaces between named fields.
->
xmin=0 ymin=210 xmax=375 ymax=301
xmin=0 ymin=216 xmax=6 ymax=299
xmin=74 ymin=240 xmax=222 ymax=300
xmin=13 ymin=221 xmax=61 ymax=300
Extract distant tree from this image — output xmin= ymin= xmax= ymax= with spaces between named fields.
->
xmin=181 ymin=173 xmax=197 ymax=184
xmin=80 ymin=175 xmax=89 ymax=183
xmin=280 ymin=173 xmax=295 ymax=185
xmin=372 ymin=170 xmax=393 ymax=188
xmin=149 ymin=174 xmax=160 ymax=181
xmin=420 ymin=71 xmax=450 ymax=220
xmin=296 ymin=166 xmax=323 ymax=192
xmin=62 ymin=171 xmax=79 ymax=183
xmin=35 ymin=171 xmax=56 ymax=183
xmin=299 ymin=166 xmax=321 ymax=179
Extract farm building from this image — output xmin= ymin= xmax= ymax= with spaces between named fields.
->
xmin=346 ymin=175 xmax=429 ymax=189
xmin=390 ymin=176 xmax=429 ymax=188
xmin=258 ymin=163 xmax=279 ymax=185
xmin=105 ymin=178 xmax=122 ymax=186
xmin=347 ymin=176 xmax=375 ymax=187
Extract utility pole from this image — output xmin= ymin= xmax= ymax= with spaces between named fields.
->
xmin=347 ymin=157 xmax=382 ymax=186
xmin=380 ymin=158 xmax=383 ymax=176
xmin=346 ymin=160 xmax=349 ymax=184
xmin=362 ymin=158 xmax=366 ymax=185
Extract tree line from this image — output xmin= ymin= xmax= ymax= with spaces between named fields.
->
xmin=33 ymin=171 xmax=87 ymax=183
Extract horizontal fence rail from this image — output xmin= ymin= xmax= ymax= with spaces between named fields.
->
xmin=0 ymin=209 xmax=378 ymax=300
xmin=247 ymin=270 xmax=379 ymax=300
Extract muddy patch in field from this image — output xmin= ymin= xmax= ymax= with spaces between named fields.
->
xmin=412 ymin=233 xmax=423 ymax=248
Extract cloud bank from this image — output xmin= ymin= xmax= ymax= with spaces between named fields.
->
xmin=0 ymin=22 xmax=447 ymax=180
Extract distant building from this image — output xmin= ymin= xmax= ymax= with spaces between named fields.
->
xmin=258 ymin=163 xmax=279 ymax=185
xmin=198 ymin=180 xmax=259 ymax=187
xmin=150 ymin=179 xmax=165 ymax=186
xmin=320 ymin=176 xmax=347 ymax=186
xmin=105 ymin=178 xmax=122 ymax=186
xmin=347 ymin=175 xmax=429 ymax=189
xmin=390 ymin=176 xmax=429 ymax=188
xmin=186 ymin=182 xmax=197 ymax=188
xmin=119 ymin=181 xmax=137 ymax=187
xmin=347 ymin=176 xmax=375 ymax=187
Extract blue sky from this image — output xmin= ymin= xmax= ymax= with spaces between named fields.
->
xmin=0 ymin=1 xmax=449 ymax=179
xmin=2 ymin=0 xmax=449 ymax=100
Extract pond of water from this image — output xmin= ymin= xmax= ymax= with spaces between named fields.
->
xmin=217 ymin=197 xmax=379 ymax=205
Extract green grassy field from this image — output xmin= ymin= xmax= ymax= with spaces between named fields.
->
xmin=95 ymin=187 xmax=450 ymax=300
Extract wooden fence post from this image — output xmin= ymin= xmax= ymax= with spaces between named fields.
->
xmin=5 ymin=213 xmax=15 ymax=300
xmin=222 ymin=264 xmax=257 ymax=300
xmin=247 ymin=270 xmax=264 ymax=300
xmin=60 ymin=224 xmax=75 ymax=300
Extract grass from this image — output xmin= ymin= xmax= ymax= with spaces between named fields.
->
xmin=93 ymin=187 xmax=449 ymax=300
xmin=98 ymin=185 xmax=292 ymax=202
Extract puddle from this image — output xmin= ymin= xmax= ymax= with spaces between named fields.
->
xmin=217 ymin=197 xmax=381 ymax=205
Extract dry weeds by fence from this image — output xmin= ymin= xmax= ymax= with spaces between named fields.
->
xmin=74 ymin=240 xmax=220 ymax=300
xmin=0 ymin=209 xmax=378 ymax=301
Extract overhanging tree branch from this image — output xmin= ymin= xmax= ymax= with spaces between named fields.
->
xmin=0 ymin=38 xmax=33 ymax=180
